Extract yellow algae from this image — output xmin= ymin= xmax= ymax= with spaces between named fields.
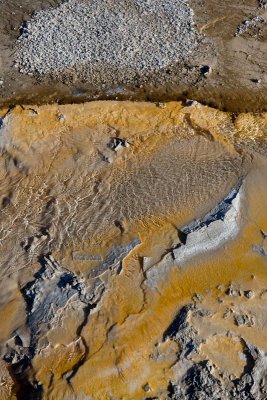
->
xmin=0 ymin=101 xmax=267 ymax=399
xmin=64 ymin=160 xmax=267 ymax=398
xmin=235 ymin=113 xmax=267 ymax=142
xmin=196 ymin=336 xmax=246 ymax=378
xmin=33 ymin=339 xmax=86 ymax=389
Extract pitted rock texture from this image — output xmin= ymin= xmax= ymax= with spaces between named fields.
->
xmin=0 ymin=101 xmax=267 ymax=399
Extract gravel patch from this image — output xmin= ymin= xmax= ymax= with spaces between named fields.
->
xmin=15 ymin=0 xmax=201 ymax=84
xmin=235 ymin=15 xmax=265 ymax=37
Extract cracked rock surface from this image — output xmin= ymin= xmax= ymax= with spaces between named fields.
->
xmin=0 ymin=101 xmax=267 ymax=399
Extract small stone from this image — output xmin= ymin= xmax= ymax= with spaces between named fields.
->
xmin=185 ymin=99 xmax=198 ymax=107
xmin=109 ymin=137 xmax=129 ymax=151
xmin=226 ymin=285 xmax=239 ymax=297
xmin=251 ymin=78 xmax=261 ymax=84
xmin=244 ymin=290 xmax=254 ymax=299
xmin=102 ymin=155 xmax=112 ymax=163
xmin=192 ymin=292 xmax=203 ymax=303
xmin=200 ymin=65 xmax=212 ymax=77
xmin=57 ymin=113 xmax=65 ymax=122
xmin=143 ymin=383 xmax=150 ymax=392
xmin=259 ymin=0 xmax=267 ymax=9
xmin=156 ymin=102 xmax=166 ymax=109
xmin=234 ymin=314 xmax=255 ymax=327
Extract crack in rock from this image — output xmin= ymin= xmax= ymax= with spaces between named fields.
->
xmin=145 ymin=180 xmax=244 ymax=290
xmin=88 ymin=238 xmax=141 ymax=278
xmin=21 ymin=255 xmax=92 ymax=343
xmin=172 ymin=179 xmax=243 ymax=265
xmin=4 ymin=238 xmax=141 ymax=397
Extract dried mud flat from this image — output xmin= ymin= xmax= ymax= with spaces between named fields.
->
xmin=0 ymin=101 xmax=266 ymax=399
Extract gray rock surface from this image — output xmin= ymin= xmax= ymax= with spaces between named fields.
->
xmin=164 ymin=305 xmax=267 ymax=400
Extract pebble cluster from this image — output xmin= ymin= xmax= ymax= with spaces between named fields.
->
xmin=15 ymin=0 xmax=200 ymax=83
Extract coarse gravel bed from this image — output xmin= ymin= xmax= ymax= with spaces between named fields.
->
xmin=15 ymin=0 xmax=201 ymax=84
